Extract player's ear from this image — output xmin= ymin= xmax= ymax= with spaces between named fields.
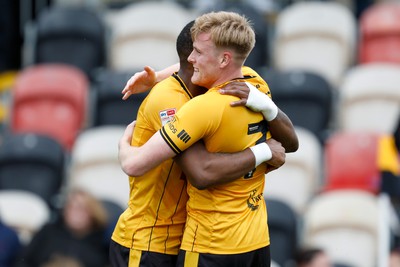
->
xmin=220 ymin=52 xmax=231 ymax=67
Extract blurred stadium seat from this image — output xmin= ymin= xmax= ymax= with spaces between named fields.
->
xmin=107 ymin=1 xmax=195 ymax=71
xmin=0 ymin=132 xmax=65 ymax=209
xmin=273 ymin=1 xmax=356 ymax=87
xmin=24 ymin=5 xmax=107 ymax=79
xmin=0 ymin=189 xmax=51 ymax=244
xmin=338 ymin=63 xmax=400 ymax=135
xmin=68 ymin=125 xmax=129 ymax=209
xmin=258 ymin=68 xmax=334 ymax=143
xmin=91 ymin=68 xmax=148 ymax=126
xmin=266 ymin=198 xmax=298 ymax=267
xmin=302 ymin=189 xmax=382 ymax=267
xmin=359 ymin=2 xmax=400 ymax=64
xmin=264 ymin=126 xmax=322 ymax=214
xmin=323 ymin=131 xmax=381 ymax=194
xmin=11 ymin=64 xmax=89 ymax=151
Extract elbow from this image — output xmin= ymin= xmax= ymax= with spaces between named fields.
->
xmin=286 ymin=140 xmax=299 ymax=153
xmin=187 ymin=171 xmax=216 ymax=190
xmin=121 ymin=161 xmax=145 ymax=177
xmin=284 ymin=134 xmax=299 ymax=153
xmin=190 ymin=180 xmax=209 ymax=190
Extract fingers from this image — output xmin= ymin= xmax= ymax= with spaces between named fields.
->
xmin=265 ymin=164 xmax=279 ymax=174
xmin=121 ymin=76 xmax=136 ymax=99
xmin=265 ymin=138 xmax=286 ymax=170
xmin=219 ymin=88 xmax=248 ymax=98
xmin=143 ymin=65 xmax=155 ymax=74
xmin=229 ymin=99 xmax=248 ymax=107
xmin=219 ymin=81 xmax=250 ymax=107
xmin=121 ymin=69 xmax=148 ymax=99
xmin=122 ymin=91 xmax=132 ymax=100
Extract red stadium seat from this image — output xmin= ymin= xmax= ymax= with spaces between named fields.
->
xmin=11 ymin=64 xmax=89 ymax=151
xmin=359 ymin=2 xmax=400 ymax=64
xmin=323 ymin=131 xmax=381 ymax=194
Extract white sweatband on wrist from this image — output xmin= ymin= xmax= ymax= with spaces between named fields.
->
xmin=249 ymin=142 xmax=272 ymax=167
xmin=245 ymin=82 xmax=278 ymax=121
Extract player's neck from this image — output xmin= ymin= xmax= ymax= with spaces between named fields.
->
xmin=210 ymin=67 xmax=243 ymax=89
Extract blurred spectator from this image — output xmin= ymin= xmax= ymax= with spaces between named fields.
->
xmin=0 ymin=219 xmax=22 ymax=267
xmin=14 ymin=188 xmax=109 ymax=267
xmin=390 ymin=247 xmax=400 ymax=267
xmin=295 ymin=247 xmax=332 ymax=267
xmin=40 ymin=254 xmax=83 ymax=267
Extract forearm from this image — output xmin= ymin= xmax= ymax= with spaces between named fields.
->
xmin=268 ymin=109 xmax=299 ymax=153
xmin=235 ymin=83 xmax=298 ymax=152
xmin=156 ymin=63 xmax=179 ymax=82
xmin=175 ymin=142 xmax=256 ymax=190
xmin=119 ymin=131 xmax=176 ymax=177
xmin=119 ymin=141 xmax=153 ymax=177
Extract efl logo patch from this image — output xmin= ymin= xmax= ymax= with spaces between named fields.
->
xmin=159 ymin=108 xmax=176 ymax=126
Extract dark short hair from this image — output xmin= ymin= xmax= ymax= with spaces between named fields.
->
xmin=176 ymin=20 xmax=194 ymax=64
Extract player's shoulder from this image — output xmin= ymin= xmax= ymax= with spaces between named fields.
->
xmin=241 ymin=66 xmax=260 ymax=77
xmin=241 ymin=66 xmax=270 ymax=94
xmin=151 ymin=75 xmax=178 ymax=93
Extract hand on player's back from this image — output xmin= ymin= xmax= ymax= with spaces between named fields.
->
xmin=218 ymin=81 xmax=250 ymax=107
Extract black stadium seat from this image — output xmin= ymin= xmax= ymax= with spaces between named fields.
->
xmin=32 ymin=5 xmax=106 ymax=79
xmin=91 ymin=69 xmax=148 ymax=127
xmin=0 ymin=132 xmax=66 ymax=209
xmin=266 ymin=198 xmax=298 ymax=267
xmin=259 ymin=68 xmax=334 ymax=143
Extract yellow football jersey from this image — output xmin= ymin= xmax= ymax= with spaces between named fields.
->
xmin=112 ymin=73 xmax=192 ymax=255
xmin=160 ymin=69 xmax=272 ymax=254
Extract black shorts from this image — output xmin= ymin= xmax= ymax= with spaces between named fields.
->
xmin=176 ymin=246 xmax=270 ymax=267
xmin=109 ymin=239 xmax=178 ymax=267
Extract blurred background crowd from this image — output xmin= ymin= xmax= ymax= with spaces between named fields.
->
xmin=0 ymin=0 xmax=399 ymax=266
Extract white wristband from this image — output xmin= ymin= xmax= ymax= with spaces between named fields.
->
xmin=250 ymin=142 xmax=272 ymax=167
xmin=245 ymin=82 xmax=278 ymax=121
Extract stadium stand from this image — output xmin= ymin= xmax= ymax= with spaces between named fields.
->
xmin=90 ymin=68 xmax=148 ymax=127
xmin=302 ymin=189 xmax=383 ymax=267
xmin=264 ymin=126 xmax=323 ymax=215
xmin=106 ymin=1 xmax=195 ymax=71
xmin=266 ymin=198 xmax=298 ymax=267
xmin=358 ymin=2 xmax=400 ymax=64
xmin=323 ymin=131 xmax=381 ymax=194
xmin=68 ymin=125 xmax=129 ymax=209
xmin=10 ymin=63 xmax=89 ymax=151
xmin=23 ymin=5 xmax=107 ymax=80
xmin=273 ymin=1 xmax=357 ymax=87
xmin=1 ymin=0 xmax=398 ymax=265
xmin=338 ymin=63 xmax=400 ymax=135
xmin=0 ymin=189 xmax=51 ymax=245
xmin=0 ymin=132 xmax=66 ymax=209
xmin=258 ymin=68 xmax=334 ymax=143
